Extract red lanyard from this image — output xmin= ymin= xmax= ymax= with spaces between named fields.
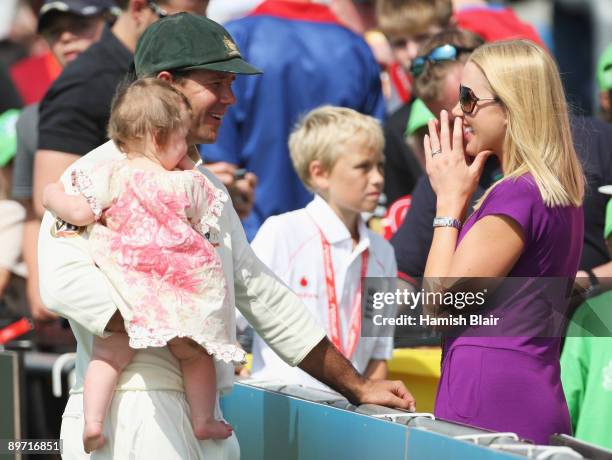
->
xmin=318 ymin=227 xmax=369 ymax=359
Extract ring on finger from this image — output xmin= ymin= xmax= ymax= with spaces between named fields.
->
xmin=431 ymin=148 xmax=442 ymax=157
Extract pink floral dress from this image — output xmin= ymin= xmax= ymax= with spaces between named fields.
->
xmin=72 ymin=160 xmax=246 ymax=364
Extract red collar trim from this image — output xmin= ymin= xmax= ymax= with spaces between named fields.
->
xmin=249 ymin=1 xmax=341 ymax=25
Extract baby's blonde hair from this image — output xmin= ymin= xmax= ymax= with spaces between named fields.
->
xmin=470 ymin=40 xmax=584 ymax=209
xmin=289 ymin=106 xmax=384 ymax=191
xmin=108 ymin=78 xmax=192 ymax=154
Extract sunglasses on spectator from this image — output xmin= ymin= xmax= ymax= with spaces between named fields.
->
xmin=410 ymin=44 xmax=475 ymax=77
xmin=148 ymin=0 xmax=168 ymax=18
xmin=459 ymin=84 xmax=500 ymax=114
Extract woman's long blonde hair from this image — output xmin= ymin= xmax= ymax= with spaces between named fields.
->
xmin=471 ymin=40 xmax=584 ymax=209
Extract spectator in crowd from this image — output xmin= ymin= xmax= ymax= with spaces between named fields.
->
xmin=561 ymin=185 xmax=612 ymax=451
xmin=452 ymin=0 xmax=544 ymax=47
xmin=376 ymin=0 xmax=453 ymax=204
xmin=12 ymin=0 xmax=116 ymax=323
xmin=423 ymin=39 xmax=583 ymax=443
xmin=7 ymin=0 xmax=66 ymax=106
xmin=0 ymin=109 xmax=27 ymax=318
xmin=32 ymin=0 xmax=209 ymax=220
xmin=597 ymin=43 xmax=612 ymax=123
xmin=248 ymin=106 xmax=396 ymax=390
xmin=202 ymin=0 xmax=385 ymax=241
xmin=37 ymin=14 xmax=415 ymax=459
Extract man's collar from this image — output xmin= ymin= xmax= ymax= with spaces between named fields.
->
xmin=306 ymin=195 xmax=370 ymax=248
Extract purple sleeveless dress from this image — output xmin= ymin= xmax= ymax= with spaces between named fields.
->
xmin=434 ymin=174 xmax=583 ymax=444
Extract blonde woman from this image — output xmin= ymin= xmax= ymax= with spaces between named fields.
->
xmin=423 ymin=40 xmax=584 ymax=443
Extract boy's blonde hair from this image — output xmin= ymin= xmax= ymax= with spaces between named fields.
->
xmin=108 ymin=78 xmax=192 ymax=152
xmin=376 ymin=0 xmax=452 ymax=38
xmin=470 ymin=40 xmax=584 ymax=209
xmin=289 ymin=106 xmax=384 ymax=191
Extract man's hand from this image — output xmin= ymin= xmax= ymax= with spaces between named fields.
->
xmin=354 ymin=378 xmax=416 ymax=412
xmin=299 ymin=338 xmax=416 ymax=411
xmin=27 ymin=278 xmax=59 ymax=322
xmin=205 ymin=161 xmax=258 ymax=219
xmin=231 ymin=172 xmax=257 ymax=219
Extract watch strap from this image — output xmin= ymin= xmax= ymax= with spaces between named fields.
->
xmin=433 ymin=216 xmax=462 ymax=230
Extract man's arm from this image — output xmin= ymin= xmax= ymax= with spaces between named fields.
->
xmin=299 ymin=338 xmax=413 ymax=410
xmin=21 ymin=201 xmax=58 ymax=321
xmin=38 ymin=164 xmax=117 ymax=338
xmin=364 ymin=359 xmax=388 ymax=380
xmin=33 ymin=150 xmax=80 ymax=218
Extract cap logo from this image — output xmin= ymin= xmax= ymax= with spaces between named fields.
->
xmin=223 ymin=36 xmax=240 ymax=58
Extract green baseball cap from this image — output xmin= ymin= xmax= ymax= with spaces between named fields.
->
xmin=405 ymin=98 xmax=435 ymax=137
xmin=596 ymin=43 xmax=612 ymax=91
xmin=0 ymin=109 xmax=20 ymax=167
xmin=135 ymin=13 xmax=262 ymax=77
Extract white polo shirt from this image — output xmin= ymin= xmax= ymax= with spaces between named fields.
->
xmin=249 ymin=195 xmax=397 ymax=391
xmin=37 ymin=140 xmax=326 ymax=395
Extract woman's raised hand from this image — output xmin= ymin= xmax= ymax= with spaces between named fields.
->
xmin=424 ymin=110 xmax=493 ymax=218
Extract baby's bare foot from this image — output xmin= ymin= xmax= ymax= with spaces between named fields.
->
xmin=83 ymin=421 xmax=105 ymax=453
xmin=193 ymin=419 xmax=233 ymax=440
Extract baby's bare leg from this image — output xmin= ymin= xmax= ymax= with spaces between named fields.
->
xmin=83 ymin=333 xmax=135 ymax=453
xmin=168 ymin=338 xmax=232 ymax=440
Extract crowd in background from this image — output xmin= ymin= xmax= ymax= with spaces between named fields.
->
xmin=1 ymin=0 xmax=612 ymax=451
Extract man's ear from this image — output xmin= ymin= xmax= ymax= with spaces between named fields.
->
xmin=156 ymin=71 xmax=174 ymax=83
xmin=308 ymin=160 xmax=330 ymax=191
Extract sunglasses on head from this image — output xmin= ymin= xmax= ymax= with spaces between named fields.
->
xmin=459 ymin=84 xmax=500 ymax=114
xmin=410 ymin=44 xmax=475 ymax=77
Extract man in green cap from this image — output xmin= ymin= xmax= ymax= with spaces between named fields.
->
xmin=597 ymin=43 xmax=612 ymax=123
xmin=37 ymin=13 xmax=416 ymax=460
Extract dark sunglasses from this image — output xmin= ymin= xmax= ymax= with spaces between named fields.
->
xmin=410 ymin=44 xmax=475 ymax=77
xmin=148 ymin=0 xmax=168 ymax=18
xmin=459 ymin=84 xmax=499 ymax=114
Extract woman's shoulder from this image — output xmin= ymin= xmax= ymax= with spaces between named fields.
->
xmin=487 ymin=173 xmax=540 ymax=200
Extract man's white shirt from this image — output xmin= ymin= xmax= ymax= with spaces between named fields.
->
xmin=249 ymin=195 xmax=397 ymax=391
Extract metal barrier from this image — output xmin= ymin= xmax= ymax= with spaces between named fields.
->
xmin=2 ymin=351 xmax=612 ymax=460
xmin=221 ymin=380 xmax=612 ymax=460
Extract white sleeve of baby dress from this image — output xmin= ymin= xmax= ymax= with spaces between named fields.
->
xmin=70 ymin=159 xmax=118 ymax=219
xmin=184 ymin=170 xmax=229 ymax=238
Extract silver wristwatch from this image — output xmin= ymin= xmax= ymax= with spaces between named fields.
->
xmin=433 ymin=216 xmax=462 ymax=230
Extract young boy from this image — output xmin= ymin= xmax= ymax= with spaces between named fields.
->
xmin=247 ymin=106 xmax=397 ymax=391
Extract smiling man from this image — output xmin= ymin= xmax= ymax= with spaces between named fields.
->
xmin=38 ymin=13 xmax=416 ymax=460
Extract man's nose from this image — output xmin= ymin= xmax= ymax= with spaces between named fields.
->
xmin=221 ymin=82 xmax=236 ymax=106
